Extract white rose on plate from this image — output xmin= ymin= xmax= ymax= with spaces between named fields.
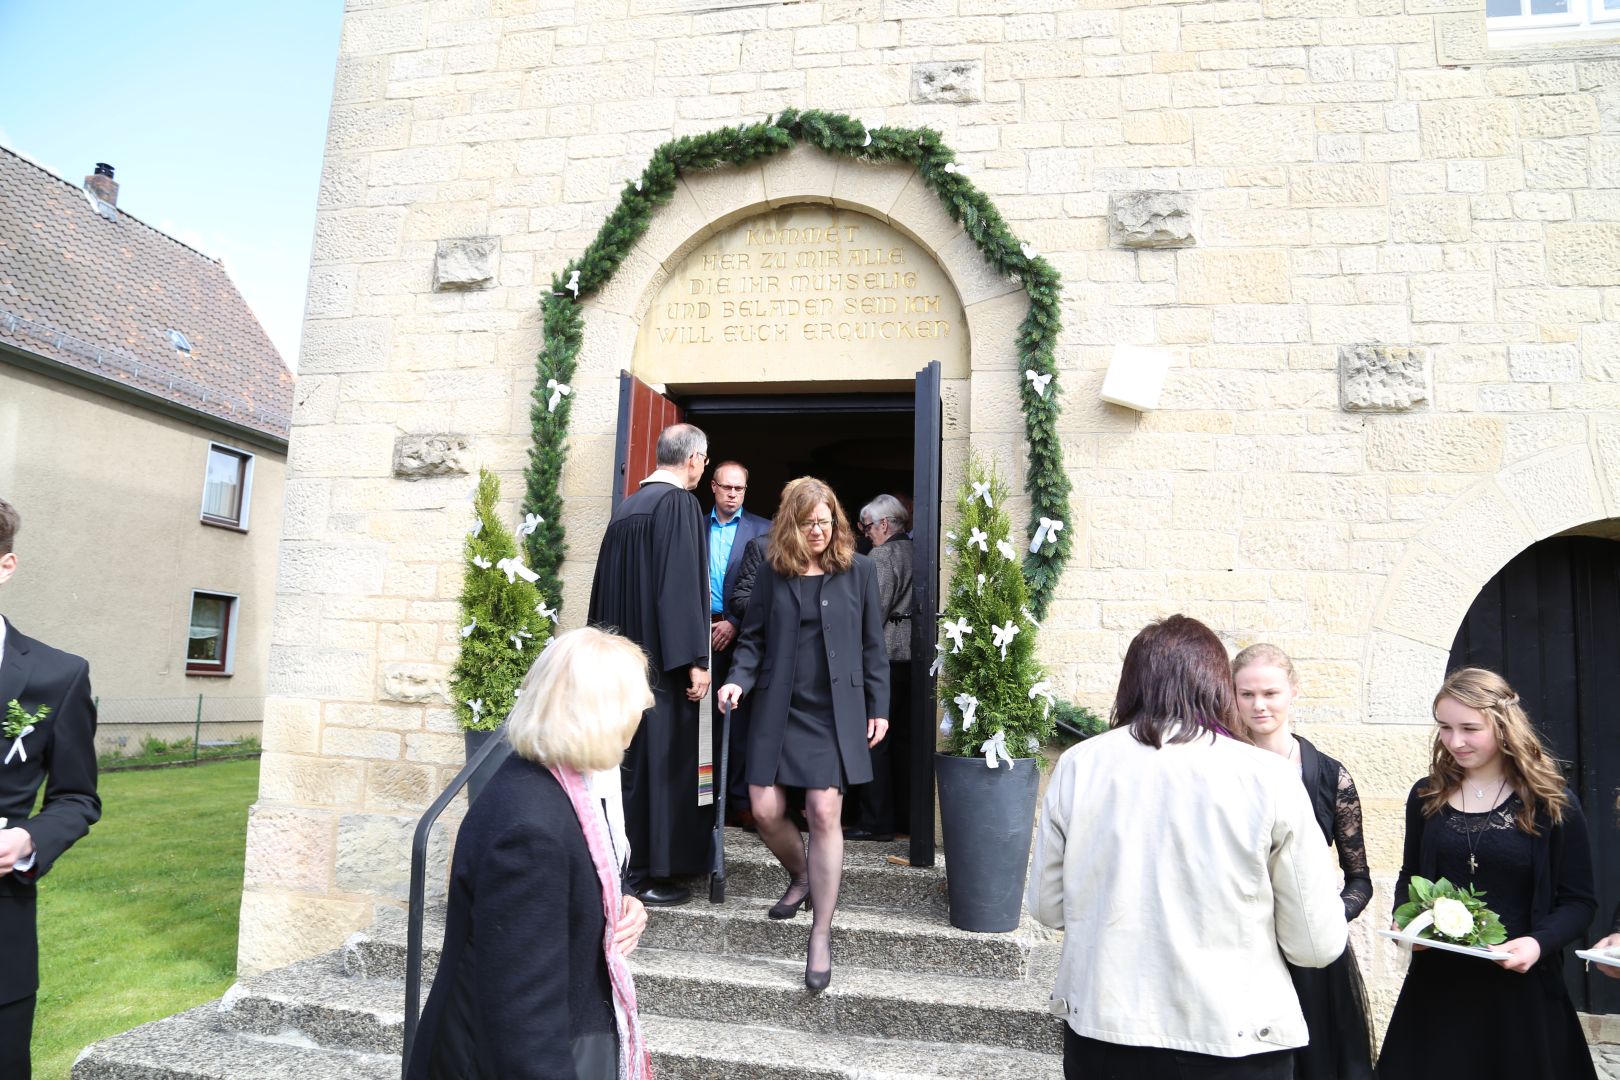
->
xmin=1431 ymin=896 xmax=1475 ymax=939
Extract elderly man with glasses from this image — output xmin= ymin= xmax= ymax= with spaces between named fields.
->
xmin=848 ymin=495 xmax=914 ymax=842
xmin=706 ymin=461 xmax=770 ymax=829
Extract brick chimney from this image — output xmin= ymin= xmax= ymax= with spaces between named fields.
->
xmin=84 ymin=162 xmax=118 ymax=207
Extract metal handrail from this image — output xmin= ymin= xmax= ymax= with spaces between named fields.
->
xmin=401 ymin=726 xmax=513 ymax=1079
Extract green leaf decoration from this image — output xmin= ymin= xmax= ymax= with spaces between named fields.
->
xmin=451 ymin=469 xmax=554 ymax=732
xmin=523 ymin=113 xmax=1072 ymax=621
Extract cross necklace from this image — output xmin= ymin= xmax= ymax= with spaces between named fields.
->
xmin=1462 ymin=775 xmax=1508 ymax=877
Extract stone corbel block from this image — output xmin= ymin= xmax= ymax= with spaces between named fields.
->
xmin=912 ymin=60 xmax=984 ymax=104
xmin=392 ymin=434 xmax=471 ymax=478
xmin=1339 ymin=345 xmax=1431 ymax=412
xmin=432 ymin=236 xmax=498 ymax=291
xmin=1108 ymin=191 xmax=1196 ymax=249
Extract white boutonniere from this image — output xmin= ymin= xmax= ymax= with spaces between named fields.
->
xmin=2 ymin=700 xmax=49 ymax=765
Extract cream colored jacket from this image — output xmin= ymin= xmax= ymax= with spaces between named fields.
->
xmin=1026 ymin=726 xmax=1348 ymax=1058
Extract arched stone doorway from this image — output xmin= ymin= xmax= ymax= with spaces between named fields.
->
xmin=1449 ymin=529 xmax=1620 ymax=1016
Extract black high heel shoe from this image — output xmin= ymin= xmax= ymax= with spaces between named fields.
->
xmin=805 ymin=935 xmax=832 ymax=991
xmin=768 ymin=877 xmax=812 ymax=920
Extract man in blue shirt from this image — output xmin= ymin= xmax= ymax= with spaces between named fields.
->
xmin=707 ymin=461 xmax=770 ymax=827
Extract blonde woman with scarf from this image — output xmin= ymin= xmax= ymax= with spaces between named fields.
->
xmin=408 ymin=627 xmax=655 ymax=1080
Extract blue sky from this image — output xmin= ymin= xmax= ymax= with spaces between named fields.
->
xmin=0 ymin=0 xmax=345 ymax=368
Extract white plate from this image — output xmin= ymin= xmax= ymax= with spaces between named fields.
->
xmin=1377 ymin=928 xmax=1509 ymax=961
xmin=1576 ymin=949 xmax=1620 ymax=969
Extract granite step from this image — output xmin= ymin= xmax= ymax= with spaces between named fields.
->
xmin=630 ymin=947 xmax=1064 ymax=1055
xmin=347 ymin=894 xmax=1045 ymax=984
xmin=642 ymin=1014 xmax=1063 ymax=1079
xmin=679 ymin=827 xmax=950 ymax=915
xmin=70 ymin=1006 xmax=399 ymax=1080
xmin=223 ymin=941 xmax=1062 ymax=1057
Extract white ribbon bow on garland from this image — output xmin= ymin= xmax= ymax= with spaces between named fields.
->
xmin=1029 ymin=517 xmax=1065 ymax=554
xmin=465 ymin=699 xmax=485 ymax=723
xmin=516 ymin=513 xmax=544 ymax=538
xmin=496 ymin=556 xmax=539 ymax=584
xmin=967 ymin=527 xmax=989 ymax=552
xmin=510 ymin=630 xmax=534 ymax=651
xmin=971 ymin=481 xmax=993 ymax=508
xmin=536 ymin=600 xmax=560 ymax=624
xmin=468 ymin=519 xmax=483 ymax=539
xmin=1020 ymin=606 xmax=1042 ymax=629
xmin=1028 ymin=679 xmax=1056 ymax=719
xmin=992 ymin=620 xmax=1020 ymax=660
xmin=546 ymin=379 xmax=572 ymax=413
xmin=939 ymin=710 xmax=955 ymax=737
xmin=565 ymin=269 xmax=581 ymax=297
xmin=953 ymin=692 xmax=980 ymax=732
xmin=943 ymin=617 xmax=973 ymax=653
xmin=3 ymin=726 xmax=33 ymax=765
xmin=980 ymin=730 xmax=1015 ymax=769
xmin=976 ymin=573 xmax=987 ymax=594
xmin=996 ymin=538 xmax=1019 ymax=562
xmin=1025 ymin=369 xmax=1053 ymax=397
xmin=471 ymin=554 xmax=493 ymax=570
xmin=928 ymin=643 xmax=945 ymax=677
xmin=460 ymin=618 xmax=477 ymax=639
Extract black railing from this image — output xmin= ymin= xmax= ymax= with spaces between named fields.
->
xmin=401 ymin=727 xmax=513 ymax=1079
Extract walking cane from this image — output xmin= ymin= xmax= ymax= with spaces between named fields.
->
xmin=709 ymin=697 xmax=732 ymax=904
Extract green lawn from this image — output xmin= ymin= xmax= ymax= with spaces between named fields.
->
xmin=33 ymin=758 xmax=259 ymax=1079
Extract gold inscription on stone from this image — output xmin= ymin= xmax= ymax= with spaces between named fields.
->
xmin=633 ymin=206 xmax=968 ymax=384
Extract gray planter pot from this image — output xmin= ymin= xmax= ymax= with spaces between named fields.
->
xmin=935 ymin=752 xmax=1040 ymax=933
xmin=463 ymin=728 xmax=502 ymax=804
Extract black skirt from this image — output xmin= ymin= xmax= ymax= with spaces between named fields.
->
xmin=1289 ymin=942 xmax=1374 ymax=1080
xmin=1376 ymin=949 xmax=1596 ymax=1079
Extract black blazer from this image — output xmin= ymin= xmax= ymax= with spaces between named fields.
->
xmin=408 ymin=755 xmax=615 ymax=1080
xmin=726 ymin=554 xmax=889 ymax=787
xmin=1392 ymin=779 xmax=1596 ymax=972
xmin=716 ymin=509 xmax=771 ymax=628
xmin=0 ymin=617 xmax=101 ymax=1005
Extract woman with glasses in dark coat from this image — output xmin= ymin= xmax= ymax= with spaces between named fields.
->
xmin=718 ymin=476 xmax=888 ymax=991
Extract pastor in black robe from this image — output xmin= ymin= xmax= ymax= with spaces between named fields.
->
xmin=587 ymin=477 xmax=711 ymax=881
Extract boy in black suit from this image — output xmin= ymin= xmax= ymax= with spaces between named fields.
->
xmin=0 ymin=497 xmax=101 ymax=1076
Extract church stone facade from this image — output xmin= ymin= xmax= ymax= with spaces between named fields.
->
xmin=246 ymin=0 xmax=1620 ymax=1028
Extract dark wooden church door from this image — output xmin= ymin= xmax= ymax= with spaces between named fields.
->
xmin=612 ymin=372 xmax=683 ymax=510
xmin=1449 ymin=534 xmax=1620 ymax=1014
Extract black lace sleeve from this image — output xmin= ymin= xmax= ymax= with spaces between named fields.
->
xmin=1334 ymin=764 xmax=1373 ymax=922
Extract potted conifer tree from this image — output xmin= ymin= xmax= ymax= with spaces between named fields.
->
xmin=450 ymin=469 xmax=554 ymax=799
xmin=934 ymin=460 xmax=1056 ymax=932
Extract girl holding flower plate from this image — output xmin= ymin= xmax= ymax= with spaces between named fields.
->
xmin=1232 ymin=645 xmax=1374 ymax=1080
xmin=1377 ymin=668 xmax=1598 ymax=1080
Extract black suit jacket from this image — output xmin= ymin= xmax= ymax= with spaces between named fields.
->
xmin=726 ymin=555 xmax=889 ymax=787
xmin=408 ymin=755 xmax=615 ymax=1080
xmin=715 ymin=509 xmax=771 ymax=628
xmin=0 ymin=617 xmax=101 ymax=1004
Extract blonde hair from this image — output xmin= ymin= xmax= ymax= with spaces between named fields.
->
xmin=1231 ymin=643 xmax=1299 ymax=686
xmin=1422 ymin=667 xmax=1569 ymax=834
xmin=767 ymin=476 xmax=855 ymax=576
xmin=505 ymin=627 xmax=653 ymax=772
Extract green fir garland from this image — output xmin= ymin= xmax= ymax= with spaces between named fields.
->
xmin=936 ymin=460 xmax=1056 ymax=763
xmin=451 ymin=469 xmax=554 ymax=731
xmin=523 ymin=108 xmax=1072 ymax=619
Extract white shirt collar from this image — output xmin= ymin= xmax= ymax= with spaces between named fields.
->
xmin=642 ymin=468 xmax=687 ymax=489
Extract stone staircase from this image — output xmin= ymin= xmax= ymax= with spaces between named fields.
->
xmin=73 ymin=830 xmax=1066 ymax=1078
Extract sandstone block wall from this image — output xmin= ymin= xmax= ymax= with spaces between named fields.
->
xmin=248 ymin=0 xmax=1620 ymax=1021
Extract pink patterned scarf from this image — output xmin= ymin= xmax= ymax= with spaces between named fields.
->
xmin=549 ymin=762 xmax=652 ymax=1080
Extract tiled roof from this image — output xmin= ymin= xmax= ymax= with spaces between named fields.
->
xmin=0 ymin=144 xmax=293 ymax=440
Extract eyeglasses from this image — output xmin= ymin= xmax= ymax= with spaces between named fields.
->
xmin=713 ymin=483 xmax=746 ymax=494
xmin=800 ymin=518 xmax=834 ymax=534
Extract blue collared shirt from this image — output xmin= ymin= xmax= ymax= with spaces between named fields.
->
xmin=709 ymin=507 xmax=743 ymax=615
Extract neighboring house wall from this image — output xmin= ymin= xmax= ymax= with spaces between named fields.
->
xmin=242 ymin=0 xmax=1620 ymax=1030
xmin=0 ymin=361 xmax=286 ymax=706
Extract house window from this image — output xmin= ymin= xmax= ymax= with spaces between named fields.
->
xmin=186 ymin=592 xmax=237 ymax=676
xmin=201 ymin=444 xmax=253 ymax=529
xmin=1487 ymin=0 xmax=1620 ymax=32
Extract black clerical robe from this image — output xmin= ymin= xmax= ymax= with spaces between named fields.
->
xmin=587 ymin=479 xmax=711 ymax=879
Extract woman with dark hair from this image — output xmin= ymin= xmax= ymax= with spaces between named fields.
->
xmin=1377 ymin=667 xmax=1597 ymax=1079
xmin=1027 ymin=615 xmax=1346 ymax=1080
xmin=718 ymin=477 xmax=888 ymax=990
xmin=1232 ymin=643 xmax=1374 ymax=1080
